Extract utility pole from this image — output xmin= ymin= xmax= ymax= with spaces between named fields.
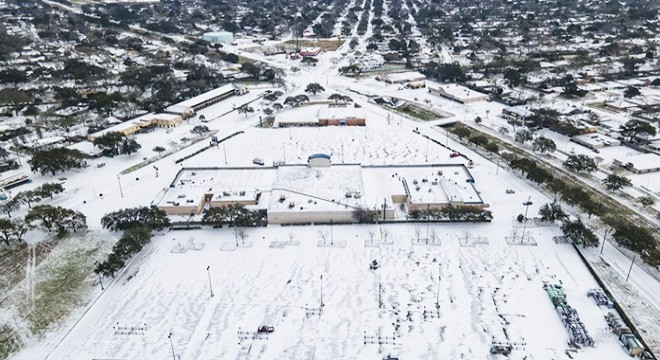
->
xmin=425 ymin=138 xmax=429 ymax=163
xmin=207 ymin=266 xmax=214 ymax=297
xmin=495 ymin=158 xmax=500 ymax=175
xmin=626 ymin=254 xmax=636 ymax=282
xmin=97 ymin=272 xmax=104 ymax=290
xmin=223 ymin=144 xmax=228 ymax=164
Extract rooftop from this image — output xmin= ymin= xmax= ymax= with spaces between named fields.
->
xmin=165 ymin=84 xmax=238 ymax=113
xmin=317 ymin=107 xmax=367 ymax=120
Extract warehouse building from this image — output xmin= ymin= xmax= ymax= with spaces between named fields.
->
xmin=165 ymin=83 xmax=247 ymax=119
xmin=153 ymin=163 xmax=486 ymax=224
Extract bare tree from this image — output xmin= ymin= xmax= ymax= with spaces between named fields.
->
xmin=288 ymin=231 xmax=295 ymax=244
xmin=430 ymin=228 xmax=438 ymax=245
xmin=367 ymin=228 xmax=376 ymax=245
xmin=318 ymin=230 xmax=329 ymax=244
xmin=381 ymin=227 xmax=390 ymax=244
xmin=414 ymin=227 xmax=422 ymax=243
xmin=462 ymin=230 xmax=472 ymax=246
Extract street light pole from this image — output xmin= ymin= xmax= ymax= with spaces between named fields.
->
xmin=600 ymin=228 xmax=610 ymax=254
xmin=320 ymin=275 xmax=324 ymax=308
xmin=207 ymin=266 xmax=214 ymax=297
xmin=117 ymin=175 xmax=124 ymax=198
xmin=98 ymin=273 xmax=104 ymax=290
xmin=435 ymin=264 xmax=441 ymax=309
xmin=523 ymin=196 xmax=531 ymax=218
xmin=168 ymin=333 xmax=176 ymax=360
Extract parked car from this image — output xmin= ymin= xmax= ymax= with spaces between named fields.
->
xmin=505 ymin=189 xmax=515 ymax=194
xmin=253 ymin=157 xmax=265 ymax=165
xmin=490 ymin=345 xmax=512 ymax=355
xmin=523 ymin=201 xmax=533 ymax=206
xmin=257 ymin=326 xmax=274 ymax=333
xmin=97 ymin=162 xmax=106 ymax=168
xmin=450 ymin=152 xmax=460 ymax=158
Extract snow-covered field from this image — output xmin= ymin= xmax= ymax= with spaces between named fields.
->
xmin=15 ymin=224 xmax=632 ymax=360
xmin=10 ymin=117 xmax=641 ymax=359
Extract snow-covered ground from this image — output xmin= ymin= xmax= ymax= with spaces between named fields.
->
xmin=14 ymin=223 xmax=634 ymax=360
xmin=8 ymin=109 xmax=649 ymax=360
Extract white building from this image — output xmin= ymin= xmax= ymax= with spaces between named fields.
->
xmin=357 ymin=54 xmax=385 ymax=71
xmin=613 ymin=153 xmax=660 ymax=174
xmin=571 ymin=133 xmax=621 ymax=149
xmin=429 ymin=84 xmax=489 ymax=104
xmin=382 ymin=71 xmax=426 ymax=84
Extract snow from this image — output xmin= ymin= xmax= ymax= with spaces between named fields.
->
xmin=12 ymin=223 xmax=635 ymax=360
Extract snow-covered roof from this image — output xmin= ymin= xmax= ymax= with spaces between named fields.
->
xmin=165 ymin=84 xmax=238 ymax=113
xmin=431 ymin=84 xmax=489 ymax=102
xmin=383 ymin=71 xmax=426 ymax=83
xmin=614 ymin=153 xmax=660 ymax=171
xmin=571 ymin=133 xmax=621 ymax=147
xmin=503 ymin=107 xmax=534 ymax=117
xmin=317 ymin=107 xmax=366 ymax=120
xmin=67 ymin=141 xmax=104 ymax=156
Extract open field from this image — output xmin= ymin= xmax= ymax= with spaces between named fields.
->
xmin=14 ymin=224 xmax=634 ymax=360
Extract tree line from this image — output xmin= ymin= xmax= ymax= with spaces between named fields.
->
xmin=408 ymin=205 xmax=493 ymax=222
xmin=0 ymin=204 xmax=87 ymax=245
xmin=95 ymin=207 xmax=170 ymax=277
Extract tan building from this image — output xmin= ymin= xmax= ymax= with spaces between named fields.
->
xmin=317 ymin=107 xmax=366 ymax=126
xmin=87 ymin=113 xmax=182 ymax=141
xmin=157 ymin=192 xmax=206 ymax=216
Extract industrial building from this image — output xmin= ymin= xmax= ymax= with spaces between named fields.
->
xmin=153 ymin=162 xmax=486 ymax=224
xmin=164 ymin=83 xmax=247 ymax=119
xmin=275 ymin=106 xmax=366 ymax=127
